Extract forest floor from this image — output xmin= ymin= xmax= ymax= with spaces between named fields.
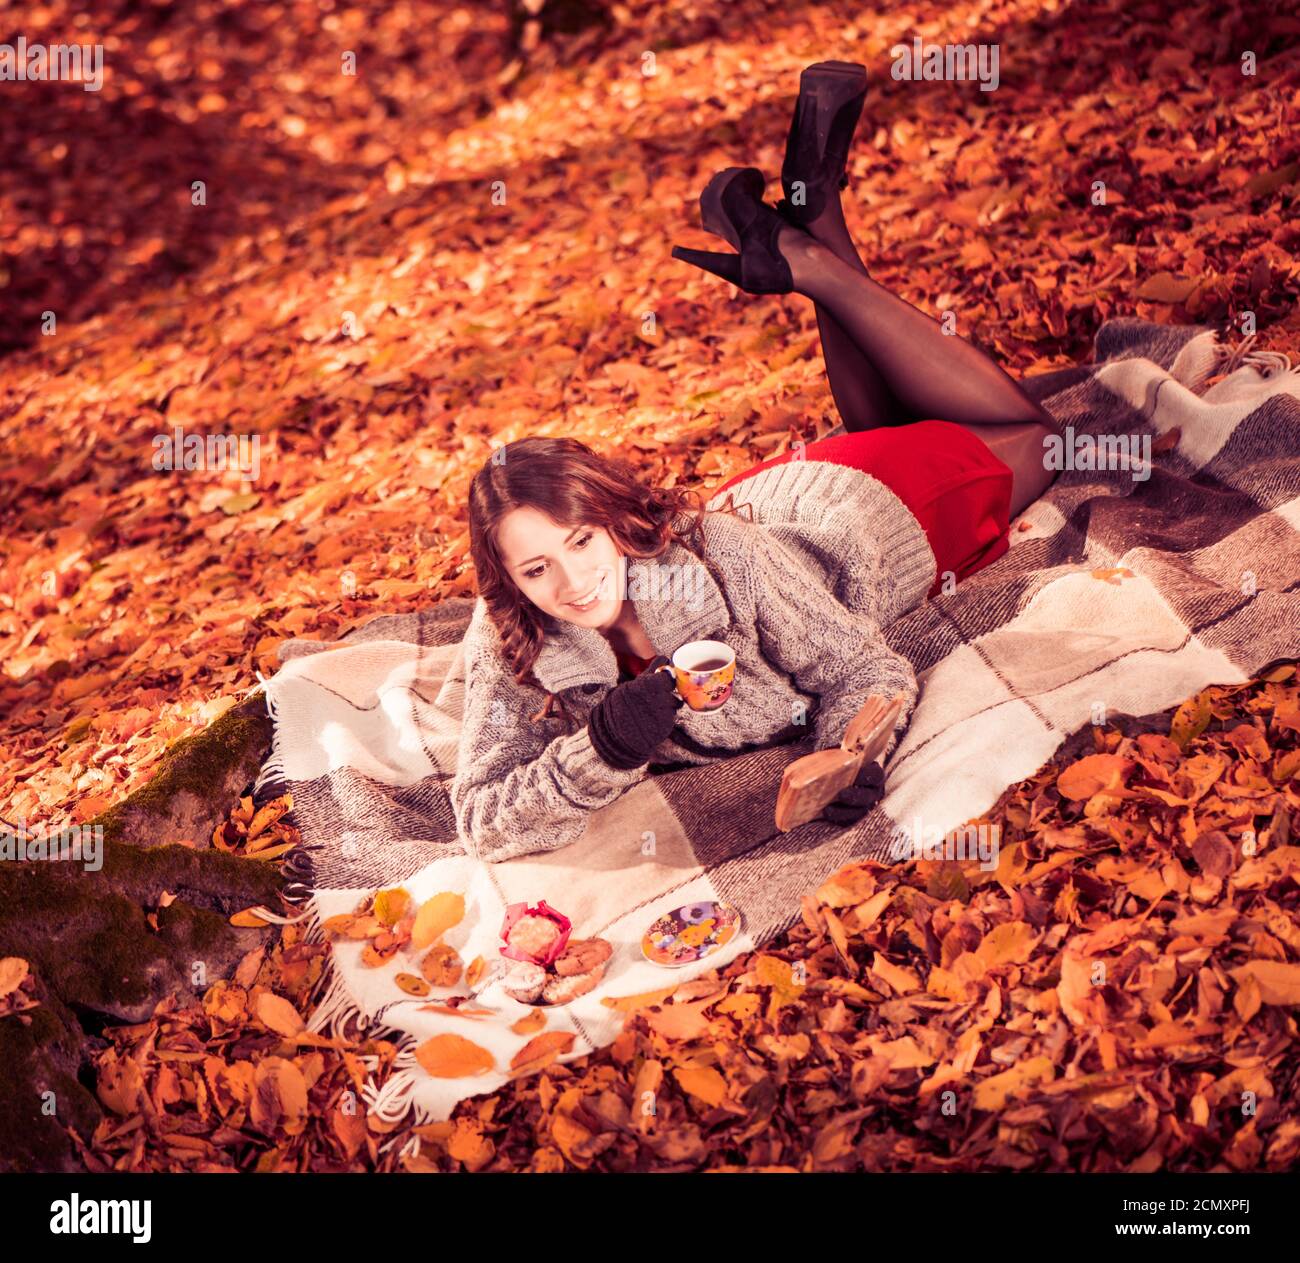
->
xmin=1 ymin=0 xmax=1298 ymax=1171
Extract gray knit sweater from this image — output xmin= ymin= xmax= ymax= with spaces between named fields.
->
xmin=450 ymin=460 xmax=937 ymax=862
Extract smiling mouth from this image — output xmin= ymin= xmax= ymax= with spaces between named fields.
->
xmin=567 ymin=584 xmax=602 ymax=610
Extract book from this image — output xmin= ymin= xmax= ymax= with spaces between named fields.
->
xmin=774 ymin=694 xmax=905 ymax=832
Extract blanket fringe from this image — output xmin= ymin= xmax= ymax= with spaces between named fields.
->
xmin=291 ymin=895 xmax=445 ymax=1148
xmin=252 ymin=673 xmax=288 ymax=800
xmin=1210 ymin=332 xmax=1298 ymax=382
xmin=253 ymin=752 xmax=288 ymax=800
xmin=364 ymin=1043 xmax=444 ymax=1132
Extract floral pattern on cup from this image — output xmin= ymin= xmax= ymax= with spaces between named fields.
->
xmin=670 ymin=639 xmax=736 ymax=711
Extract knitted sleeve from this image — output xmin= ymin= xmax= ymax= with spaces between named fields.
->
xmin=449 ymin=625 xmax=646 ymax=864
xmin=739 ymin=521 xmax=919 ymax=760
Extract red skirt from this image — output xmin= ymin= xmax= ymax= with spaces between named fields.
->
xmin=715 ymin=420 xmax=1013 ymax=598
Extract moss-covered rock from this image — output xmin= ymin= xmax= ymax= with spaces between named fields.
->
xmin=95 ymin=691 xmax=274 ymax=850
xmin=0 ymin=689 xmax=285 ymax=1170
xmin=0 ymin=985 xmax=102 ymax=1173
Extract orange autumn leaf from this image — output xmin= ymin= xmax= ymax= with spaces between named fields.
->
xmin=870 ymin=953 xmax=920 ymax=994
xmin=644 ymin=1000 xmax=714 ymax=1041
xmin=973 ymin=921 xmax=1039 ymax=969
xmin=1057 ymin=753 xmax=1132 ymax=800
xmin=512 ymin=1009 xmax=547 ymax=1035
xmin=1171 ymin=690 xmax=1214 ymax=750
xmin=414 ymin=1033 xmax=496 ymax=1078
xmin=1229 ymin=961 xmax=1300 ymax=1007
xmin=673 ymin=1066 xmax=729 ymax=1108
xmin=510 ymin=1031 xmax=576 ymax=1073
xmin=601 ymin=985 xmax=680 ymax=1014
xmin=253 ymin=991 xmax=305 ymax=1037
xmin=972 ymin=1057 xmax=1056 ymax=1110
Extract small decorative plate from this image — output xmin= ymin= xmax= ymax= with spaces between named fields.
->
xmin=641 ymin=900 xmax=741 ymax=967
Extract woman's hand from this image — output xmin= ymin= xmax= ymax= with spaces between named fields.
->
xmin=588 ymin=656 xmax=684 ymax=770
xmin=821 ymin=756 xmax=887 ymax=826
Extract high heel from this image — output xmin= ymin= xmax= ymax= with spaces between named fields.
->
xmin=777 ymin=60 xmax=868 ymax=226
xmin=671 ymin=166 xmax=801 ymax=295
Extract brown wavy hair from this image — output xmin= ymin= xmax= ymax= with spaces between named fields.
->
xmin=466 ymin=436 xmax=752 ymax=727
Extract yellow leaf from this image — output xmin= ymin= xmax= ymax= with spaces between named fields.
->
xmin=815 ymin=865 xmax=878 ymax=908
xmin=1090 ymin=566 xmax=1135 ymax=585
xmin=645 ymin=1000 xmax=714 ymax=1042
xmin=926 ymin=965 xmax=970 ymax=1002
xmin=97 ymin=1052 xmax=144 ymax=1115
xmin=220 ymin=492 xmax=261 ymax=515
xmin=373 ymin=887 xmax=411 ymax=928
xmin=850 ymin=889 xmax=892 ymax=932
xmin=974 ymin=921 xmax=1039 ymax=969
xmin=973 ymin=1056 xmax=1055 ymax=1110
xmin=253 ymin=1057 xmax=308 ymax=1136
xmin=1233 ymin=973 xmax=1262 ymax=1023
xmin=412 ymin=892 xmax=465 ymax=949
xmin=446 ymin=1119 xmax=495 ymax=1171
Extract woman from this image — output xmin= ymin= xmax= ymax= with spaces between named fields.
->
xmin=450 ymin=61 xmax=1063 ymax=863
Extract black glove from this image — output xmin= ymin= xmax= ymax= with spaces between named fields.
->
xmin=821 ymin=757 xmax=887 ymax=826
xmin=588 ymin=656 xmax=684 ymax=770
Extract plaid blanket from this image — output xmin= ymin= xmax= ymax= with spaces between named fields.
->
xmin=253 ymin=318 xmax=1300 ymax=1132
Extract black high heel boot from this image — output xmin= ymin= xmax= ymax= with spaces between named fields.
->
xmin=777 ymin=60 xmax=868 ymax=226
xmin=671 ymin=166 xmax=804 ymax=295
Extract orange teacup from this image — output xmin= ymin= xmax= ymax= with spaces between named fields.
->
xmin=656 ymin=640 xmax=735 ymax=711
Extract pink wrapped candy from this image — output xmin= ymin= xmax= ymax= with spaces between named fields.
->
xmin=500 ymin=900 xmax=572 ymax=966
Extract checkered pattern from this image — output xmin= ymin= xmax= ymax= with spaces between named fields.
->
xmin=255 ymin=318 xmax=1300 ymax=1127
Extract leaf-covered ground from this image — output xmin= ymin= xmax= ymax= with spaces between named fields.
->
xmin=2 ymin=0 xmax=1298 ymax=1171
xmin=63 ymin=665 xmax=1300 ymax=1172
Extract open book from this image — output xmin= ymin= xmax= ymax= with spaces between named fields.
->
xmin=774 ymin=694 xmax=905 ymax=832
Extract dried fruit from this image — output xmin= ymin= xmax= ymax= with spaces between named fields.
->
xmin=421 ymin=943 xmax=463 ymax=987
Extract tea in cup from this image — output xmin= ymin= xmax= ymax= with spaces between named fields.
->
xmin=655 ymin=640 xmax=735 ymax=711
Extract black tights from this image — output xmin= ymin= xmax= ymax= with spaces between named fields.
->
xmin=779 ymin=195 xmax=1064 ymax=517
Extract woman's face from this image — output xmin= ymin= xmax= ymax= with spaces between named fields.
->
xmin=496 ymin=506 xmax=625 ymax=629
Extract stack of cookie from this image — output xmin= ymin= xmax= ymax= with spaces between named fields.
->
xmin=498 ymin=902 xmax=612 ymax=1006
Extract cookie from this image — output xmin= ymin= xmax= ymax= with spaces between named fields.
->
xmin=553 ymin=937 xmax=613 ymax=977
xmin=501 ymin=961 xmax=547 ymax=1004
xmin=541 ymin=960 xmax=608 ymax=1005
